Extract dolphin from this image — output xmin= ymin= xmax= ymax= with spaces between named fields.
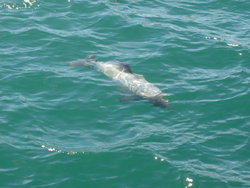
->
xmin=68 ymin=55 xmax=168 ymax=108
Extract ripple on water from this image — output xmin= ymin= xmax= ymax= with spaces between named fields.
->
xmin=0 ymin=0 xmax=249 ymax=187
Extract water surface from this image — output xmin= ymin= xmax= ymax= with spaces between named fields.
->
xmin=0 ymin=0 xmax=249 ymax=187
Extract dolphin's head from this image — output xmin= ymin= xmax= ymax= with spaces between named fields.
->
xmin=150 ymin=96 xmax=169 ymax=109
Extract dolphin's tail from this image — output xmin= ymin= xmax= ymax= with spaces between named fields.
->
xmin=67 ymin=55 xmax=97 ymax=68
xmin=85 ymin=54 xmax=96 ymax=61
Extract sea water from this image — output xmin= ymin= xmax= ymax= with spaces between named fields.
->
xmin=0 ymin=0 xmax=249 ymax=187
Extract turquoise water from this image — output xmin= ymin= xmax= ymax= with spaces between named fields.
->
xmin=1 ymin=0 xmax=249 ymax=187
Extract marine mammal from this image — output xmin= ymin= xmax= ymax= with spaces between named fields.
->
xmin=68 ymin=56 xmax=168 ymax=108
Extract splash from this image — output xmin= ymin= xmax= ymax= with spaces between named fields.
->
xmin=0 ymin=0 xmax=38 ymax=9
xmin=41 ymin=144 xmax=82 ymax=155
xmin=185 ymin=177 xmax=194 ymax=188
xmin=154 ymin=156 xmax=165 ymax=162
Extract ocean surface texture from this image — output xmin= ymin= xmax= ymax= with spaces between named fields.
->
xmin=1 ymin=0 xmax=249 ymax=187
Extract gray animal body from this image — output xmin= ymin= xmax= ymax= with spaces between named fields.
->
xmin=69 ymin=56 xmax=168 ymax=108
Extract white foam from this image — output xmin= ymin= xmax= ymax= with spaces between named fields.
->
xmin=1 ymin=0 xmax=37 ymax=9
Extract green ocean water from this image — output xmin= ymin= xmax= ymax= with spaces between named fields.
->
xmin=0 ymin=0 xmax=249 ymax=187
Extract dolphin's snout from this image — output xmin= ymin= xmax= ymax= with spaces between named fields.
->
xmin=150 ymin=97 xmax=169 ymax=109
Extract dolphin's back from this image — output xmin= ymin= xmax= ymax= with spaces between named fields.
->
xmin=116 ymin=72 xmax=163 ymax=98
xmin=94 ymin=61 xmax=164 ymax=98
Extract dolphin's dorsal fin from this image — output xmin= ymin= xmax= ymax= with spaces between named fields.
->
xmin=117 ymin=63 xmax=133 ymax=73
